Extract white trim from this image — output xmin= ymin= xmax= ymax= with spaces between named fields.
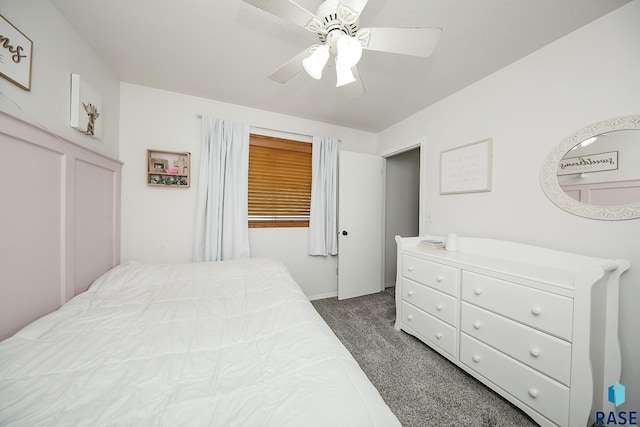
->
xmin=379 ymin=137 xmax=425 ymax=158
xmin=381 ymin=159 xmax=388 ymax=293
xmin=381 ymin=139 xmax=424 ymax=294
xmin=307 ymin=291 xmax=338 ymax=301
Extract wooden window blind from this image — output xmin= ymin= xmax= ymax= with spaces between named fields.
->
xmin=248 ymin=134 xmax=312 ymax=228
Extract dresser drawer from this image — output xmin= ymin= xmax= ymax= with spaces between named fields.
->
xmin=461 ymin=271 xmax=573 ymax=340
xmin=402 ymin=255 xmax=458 ymax=297
xmin=401 ymin=301 xmax=456 ymax=357
xmin=460 ymin=302 xmax=571 ymax=386
xmin=403 ymin=278 xmax=457 ymax=326
xmin=460 ymin=333 xmax=569 ymax=426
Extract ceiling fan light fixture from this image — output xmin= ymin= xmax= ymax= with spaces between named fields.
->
xmin=336 ymin=34 xmax=362 ymax=68
xmin=335 ymin=63 xmax=356 ymax=87
xmin=303 ymin=45 xmax=330 ymax=80
xmin=244 ymin=0 xmax=444 ymax=97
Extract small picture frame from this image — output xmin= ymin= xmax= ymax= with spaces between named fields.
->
xmin=70 ymin=74 xmax=103 ymax=139
xmin=149 ymin=158 xmax=168 ymax=172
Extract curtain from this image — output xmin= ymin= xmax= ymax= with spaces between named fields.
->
xmin=308 ymin=136 xmax=339 ymax=256
xmin=193 ymin=116 xmax=250 ymax=262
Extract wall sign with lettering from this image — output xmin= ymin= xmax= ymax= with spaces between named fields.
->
xmin=0 ymin=15 xmax=33 ymax=91
xmin=556 ymin=151 xmax=619 ymax=175
xmin=440 ymin=138 xmax=493 ymax=194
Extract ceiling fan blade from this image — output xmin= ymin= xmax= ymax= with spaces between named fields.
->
xmin=268 ymin=46 xmax=315 ymax=83
xmin=359 ymin=27 xmax=442 ymax=57
xmin=341 ymin=66 xmax=365 ymax=99
xmin=242 ymin=0 xmax=318 ymax=30
xmin=340 ymin=0 xmax=369 ymax=15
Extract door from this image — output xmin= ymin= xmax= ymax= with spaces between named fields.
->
xmin=338 ymin=151 xmax=383 ymax=300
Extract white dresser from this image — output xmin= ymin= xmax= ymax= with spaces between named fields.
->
xmin=394 ymin=236 xmax=629 ymax=427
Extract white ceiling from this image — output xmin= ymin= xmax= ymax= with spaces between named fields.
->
xmin=50 ymin=0 xmax=631 ymax=133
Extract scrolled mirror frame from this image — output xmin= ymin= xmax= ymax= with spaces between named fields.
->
xmin=541 ymin=114 xmax=640 ymax=220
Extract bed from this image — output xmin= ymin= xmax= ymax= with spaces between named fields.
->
xmin=0 ymin=258 xmax=400 ymax=426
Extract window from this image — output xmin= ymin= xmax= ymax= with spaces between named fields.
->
xmin=248 ymin=134 xmax=312 ymax=228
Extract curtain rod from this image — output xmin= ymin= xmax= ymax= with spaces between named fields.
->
xmin=194 ymin=114 xmax=341 ymax=143
xmin=195 ymin=113 xmax=316 ymax=141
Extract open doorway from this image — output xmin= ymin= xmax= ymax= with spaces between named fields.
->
xmin=384 ymin=147 xmax=420 ymax=289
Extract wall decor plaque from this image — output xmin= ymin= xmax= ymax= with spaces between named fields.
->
xmin=0 ymin=15 xmax=33 ymax=91
xmin=557 ymin=151 xmax=619 ymax=175
xmin=440 ymin=138 xmax=492 ymax=194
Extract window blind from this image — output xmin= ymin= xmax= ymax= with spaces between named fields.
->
xmin=248 ymin=134 xmax=312 ymax=227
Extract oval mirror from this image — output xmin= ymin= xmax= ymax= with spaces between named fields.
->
xmin=541 ymin=114 xmax=640 ymax=220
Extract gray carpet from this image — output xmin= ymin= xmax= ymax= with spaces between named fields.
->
xmin=311 ymin=288 xmax=538 ymax=427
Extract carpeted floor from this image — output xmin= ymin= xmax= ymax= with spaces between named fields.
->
xmin=311 ymin=287 xmax=538 ymax=427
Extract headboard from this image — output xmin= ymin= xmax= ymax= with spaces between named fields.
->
xmin=0 ymin=111 xmax=122 ymax=340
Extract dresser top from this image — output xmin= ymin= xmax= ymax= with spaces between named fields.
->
xmin=398 ymin=236 xmax=627 ymax=291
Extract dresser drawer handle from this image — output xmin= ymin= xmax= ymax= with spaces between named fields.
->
xmin=530 ymin=348 xmax=541 ymax=357
xmin=436 ymin=304 xmax=444 ymax=311
xmin=531 ymin=307 xmax=542 ymax=316
xmin=436 ymin=275 xmax=444 ymax=282
xmin=528 ymin=388 xmax=539 ymax=398
xmin=473 ymin=322 xmax=481 ymax=329
xmin=435 ymin=332 xmax=443 ymax=340
xmin=472 ymin=355 xmax=481 ymax=363
xmin=408 ymin=266 xmax=415 ymax=272
xmin=407 ymin=290 xmax=414 ymax=297
xmin=407 ymin=315 xmax=414 ymax=321
xmin=473 ymin=288 xmax=482 ymax=296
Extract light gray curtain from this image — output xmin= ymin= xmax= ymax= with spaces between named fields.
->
xmin=193 ymin=116 xmax=250 ymax=261
xmin=308 ymin=136 xmax=339 ymax=256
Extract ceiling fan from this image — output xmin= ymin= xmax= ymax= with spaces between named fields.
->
xmin=242 ymin=0 xmax=442 ymax=98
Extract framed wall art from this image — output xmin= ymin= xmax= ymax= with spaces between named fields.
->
xmin=70 ymin=73 xmax=102 ymax=139
xmin=0 ymin=14 xmax=33 ymax=91
xmin=440 ymin=138 xmax=492 ymax=194
xmin=149 ymin=158 xmax=169 ymax=172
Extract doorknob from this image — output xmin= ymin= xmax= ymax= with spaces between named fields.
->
xmin=341 ymin=230 xmax=348 ymax=236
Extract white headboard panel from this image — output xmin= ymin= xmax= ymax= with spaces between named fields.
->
xmin=0 ymin=111 xmax=122 ymax=340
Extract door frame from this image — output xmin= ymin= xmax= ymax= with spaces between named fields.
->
xmin=379 ymin=137 xmax=425 ymax=289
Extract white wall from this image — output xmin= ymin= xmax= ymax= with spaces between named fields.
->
xmin=378 ymin=0 xmax=640 ymax=410
xmin=0 ymin=0 xmax=120 ymax=159
xmin=119 ymin=83 xmax=376 ymax=299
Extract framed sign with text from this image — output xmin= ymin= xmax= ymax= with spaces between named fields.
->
xmin=0 ymin=15 xmax=33 ymax=91
xmin=440 ymin=138 xmax=493 ymax=194
xmin=556 ymin=151 xmax=619 ymax=175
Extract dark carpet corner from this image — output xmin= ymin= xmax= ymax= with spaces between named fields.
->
xmin=311 ymin=287 xmax=538 ymax=427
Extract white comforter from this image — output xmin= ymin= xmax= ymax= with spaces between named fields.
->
xmin=0 ymin=258 xmax=400 ymax=426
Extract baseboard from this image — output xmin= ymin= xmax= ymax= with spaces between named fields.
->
xmin=308 ymin=291 xmax=338 ymax=301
